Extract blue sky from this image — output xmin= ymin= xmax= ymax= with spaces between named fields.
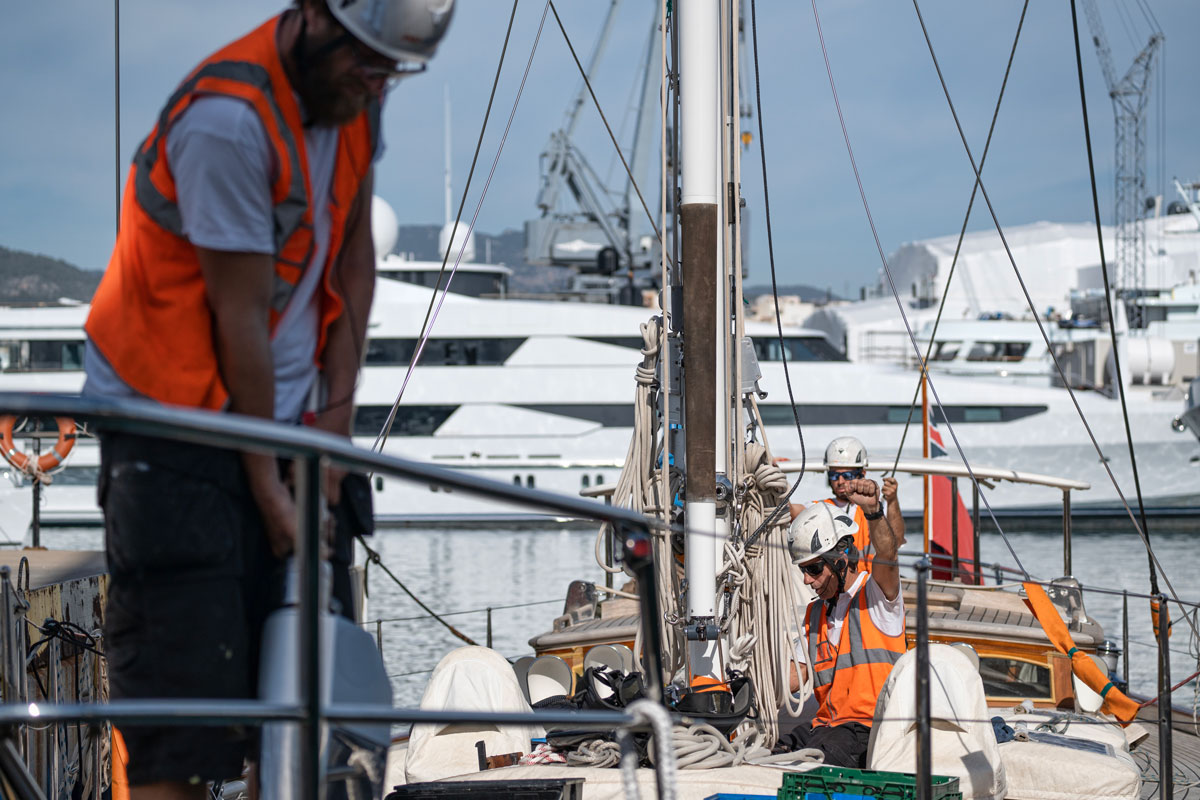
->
xmin=1 ymin=0 xmax=1196 ymax=295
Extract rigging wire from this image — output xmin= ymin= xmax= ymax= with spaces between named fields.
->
xmin=889 ymin=0 xmax=1030 ymax=474
xmin=546 ymin=0 xmax=673 ymax=268
xmin=373 ymin=0 xmax=538 ymax=453
xmin=806 ymin=0 xmax=1030 ymax=579
xmin=907 ymin=0 xmax=1197 ymax=639
xmin=1068 ymin=0 xmax=1156 ymax=596
xmin=357 ymin=535 xmax=478 ymax=646
xmin=741 ymin=0 xmax=808 ymax=549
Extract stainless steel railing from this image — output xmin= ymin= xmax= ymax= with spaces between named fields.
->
xmin=0 ymin=392 xmax=666 ymax=800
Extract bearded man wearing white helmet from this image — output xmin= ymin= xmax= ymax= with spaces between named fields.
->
xmin=779 ymin=494 xmax=906 ymax=767
xmin=84 ymin=0 xmax=453 ymax=794
xmin=788 ymin=436 xmax=905 ymax=571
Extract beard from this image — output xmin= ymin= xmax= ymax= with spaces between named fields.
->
xmin=296 ymin=67 xmax=368 ymax=127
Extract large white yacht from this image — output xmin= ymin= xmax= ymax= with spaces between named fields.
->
xmin=3 ymin=219 xmax=1198 ymax=530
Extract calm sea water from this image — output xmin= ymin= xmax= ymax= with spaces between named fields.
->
xmin=42 ymin=525 xmax=1200 ymax=710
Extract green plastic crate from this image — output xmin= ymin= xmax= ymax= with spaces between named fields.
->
xmin=779 ymin=766 xmax=962 ymax=800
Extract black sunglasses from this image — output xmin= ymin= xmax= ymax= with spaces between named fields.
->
xmin=828 ymin=469 xmax=863 ymax=482
xmin=799 ymin=561 xmax=826 ymax=577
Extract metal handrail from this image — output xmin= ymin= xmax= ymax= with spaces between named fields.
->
xmin=0 ymin=393 xmax=661 ymax=528
xmin=0 ymin=392 xmax=664 ymax=799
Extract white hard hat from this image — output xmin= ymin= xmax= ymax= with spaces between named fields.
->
xmin=787 ymin=503 xmax=859 ymax=565
xmin=328 ymin=0 xmax=455 ymax=63
xmin=824 ymin=436 xmax=867 ymax=470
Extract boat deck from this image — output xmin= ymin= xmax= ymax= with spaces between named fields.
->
xmin=1134 ymin=707 xmax=1200 ymax=799
xmin=0 ymin=549 xmax=106 ymax=588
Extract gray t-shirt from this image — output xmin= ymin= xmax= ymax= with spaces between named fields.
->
xmin=85 ymin=94 xmax=341 ymax=423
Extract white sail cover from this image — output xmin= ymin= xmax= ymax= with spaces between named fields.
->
xmin=997 ymin=710 xmax=1140 ymax=800
xmin=404 ymin=646 xmax=545 ymax=784
xmin=867 ymin=644 xmax=1006 ymax=800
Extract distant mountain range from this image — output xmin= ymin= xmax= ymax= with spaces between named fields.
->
xmin=0 ymin=232 xmax=840 ymax=304
xmin=0 ymin=246 xmax=102 ymax=305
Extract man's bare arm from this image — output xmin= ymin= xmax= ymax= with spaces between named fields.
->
xmin=313 ymin=170 xmax=376 ymax=504
xmin=197 ymin=246 xmax=296 ymax=558
xmin=788 ymin=660 xmax=809 ymax=693
xmin=848 ymin=478 xmax=899 ymax=601
xmin=882 ymin=476 xmax=906 ymax=549
xmin=318 ymin=169 xmax=375 ymax=438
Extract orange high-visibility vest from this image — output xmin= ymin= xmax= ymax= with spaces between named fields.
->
xmin=820 ymin=499 xmax=872 ymax=572
xmin=86 ymin=14 xmax=379 ymax=410
xmin=806 ymin=580 xmax=906 ymax=726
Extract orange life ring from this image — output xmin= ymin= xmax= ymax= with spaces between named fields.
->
xmin=0 ymin=416 xmax=76 ymax=474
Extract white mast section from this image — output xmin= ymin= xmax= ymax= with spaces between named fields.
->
xmin=680 ymin=0 xmax=722 ymax=680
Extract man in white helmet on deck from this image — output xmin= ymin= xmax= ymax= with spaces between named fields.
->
xmin=789 ymin=436 xmax=905 ymax=572
xmin=84 ymin=0 xmax=453 ymax=795
xmin=780 ymin=494 xmax=905 ymax=767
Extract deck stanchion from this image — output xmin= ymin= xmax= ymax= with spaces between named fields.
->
xmin=0 ymin=568 xmax=11 ymax=705
xmin=1121 ymin=591 xmax=1129 ymax=688
xmin=31 ymin=439 xmax=41 ymax=549
xmin=486 ymin=608 xmax=493 ymax=649
xmin=376 ymin=619 xmax=384 ymax=656
xmin=297 ymin=455 xmax=324 ymax=800
xmin=950 ymin=477 xmax=959 ymax=581
xmin=605 ymin=527 xmax=614 ymax=590
xmin=971 ymin=482 xmax=980 ymax=585
xmin=620 ymin=524 xmax=664 ymax=700
xmin=1157 ymin=592 xmax=1173 ymax=799
xmin=619 ymin=522 xmax=667 ymax=800
xmin=1062 ymin=490 xmax=1072 ymax=576
xmin=915 ymin=557 xmax=932 ymax=800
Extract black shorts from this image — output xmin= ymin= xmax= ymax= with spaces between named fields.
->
xmin=101 ymin=432 xmax=282 ymax=786
xmin=779 ymin=720 xmax=872 ymax=768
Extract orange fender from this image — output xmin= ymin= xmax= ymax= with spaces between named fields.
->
xmin=1024 ymin=582 xmax=1139 ymax=723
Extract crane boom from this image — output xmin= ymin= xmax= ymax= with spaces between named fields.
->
xmin=1080 ymin=0 xmax=1162 ymax=312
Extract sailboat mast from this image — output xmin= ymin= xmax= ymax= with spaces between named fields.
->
xmin=679 ymin=0 xmax=725 ymax=680
xmin=443 ymin=85 xmax=452 ymax=227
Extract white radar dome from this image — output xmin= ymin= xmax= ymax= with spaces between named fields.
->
xmin=439 ymin=220 xmax=476 ymax=264
xmin=371 ymin=195 xmax=400 ymax=256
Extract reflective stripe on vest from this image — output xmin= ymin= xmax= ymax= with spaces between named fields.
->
xmin=806 ymin=584 xmax=905 ymax=725
xmin=132 ymin=60 xmax=310 ymax=317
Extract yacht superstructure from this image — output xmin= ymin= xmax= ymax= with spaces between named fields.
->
xmin=3 ymin=251 xmax=1198 ymax=529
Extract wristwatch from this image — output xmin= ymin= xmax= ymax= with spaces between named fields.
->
xmin=863 ymin=505 xmax=884 ymax=521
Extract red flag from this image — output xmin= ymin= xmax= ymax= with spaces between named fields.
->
xmin=925 ymin=418 xmax=980 ymax=584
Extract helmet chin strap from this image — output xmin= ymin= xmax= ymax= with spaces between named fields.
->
xmin=822 ymin=554 xmax=850 ymax=610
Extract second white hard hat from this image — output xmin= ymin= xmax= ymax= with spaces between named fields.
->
xmin=787 ymin=502 xmax=859 ymax=564
xmin=328 ymin=0 xmax=455 ymax=63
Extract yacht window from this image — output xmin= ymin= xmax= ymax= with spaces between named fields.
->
xmin=752 ymin=337 xmax=846 ymax=363
xmin=582 ymin=337 xmax=644 ymax=350
xmin=0 ymin=341 xmax=16 ymax=371
xmin=966 ymin=341 xmax=1030 ymax=363
xmin=352 ymin=405 xmax=457 ymax=436
xmin=933 ymin=341 xmax=962 ymax=361
xmin=53 ymin=466 xmax=100 ymax=486
xmin=2 ymin=340 xmax=85 ymax=372
xmin=364 ymin=337 xmax=524 ymax=366
xmin=757 ymin=404 xmax=1047 ymax=426
xmin=978 ymin=657 xmax=1052 ymax=699
xmin=963 ymin=407 xmax=1003 ymax=423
